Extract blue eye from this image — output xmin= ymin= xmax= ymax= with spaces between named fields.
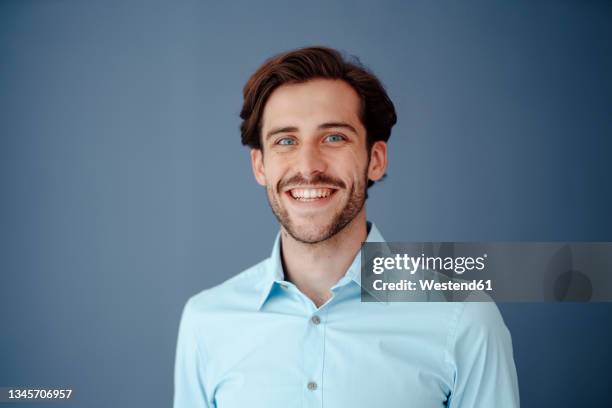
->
xmin=277 ymin=138 xmax=297 ymax=145
xmin=325 ymin=134 xmax=345 ymax=142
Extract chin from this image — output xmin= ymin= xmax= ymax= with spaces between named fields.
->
xmin=288 ymin=230 xmax=333 ymax=244
xmin=284 ymin=217 xmax=343 ymax=244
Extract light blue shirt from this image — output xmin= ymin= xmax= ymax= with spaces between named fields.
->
xmin=174 ymin=222 xmax=519 ymax=407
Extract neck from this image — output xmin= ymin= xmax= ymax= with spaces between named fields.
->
xmin=280 ymin=209 xmax=368 ymax=308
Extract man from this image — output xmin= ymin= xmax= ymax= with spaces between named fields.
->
xmin=174 ymin=46 xmax=519 ymax=407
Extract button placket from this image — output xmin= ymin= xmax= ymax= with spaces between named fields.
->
xmin=302 ymin=310 xmax=325 ymax=407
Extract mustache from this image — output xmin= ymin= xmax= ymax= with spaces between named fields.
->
xmin=278 ymin=173 xmax=346 ymax=192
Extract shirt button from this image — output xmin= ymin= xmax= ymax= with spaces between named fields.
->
xmin=311 ymin=315 xmax=321 ymax=325
xmin=307 ymin=381 xmax=318 ymax=391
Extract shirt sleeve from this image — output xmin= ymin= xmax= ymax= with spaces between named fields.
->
xmin=173 ymin=298 xmax=211 ymax=408
xmin=447 ymin=300 xmax=520 ymax=408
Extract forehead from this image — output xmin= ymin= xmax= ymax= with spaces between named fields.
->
xmin=261 ymin=79 xmax=363 ymax=132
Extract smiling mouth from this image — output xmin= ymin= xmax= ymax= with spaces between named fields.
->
xmin=286 ymin=187 xmax=338 ymax=202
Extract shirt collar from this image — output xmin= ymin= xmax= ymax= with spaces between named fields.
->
xmin=255 ymin=221 xmax=386 ymax=310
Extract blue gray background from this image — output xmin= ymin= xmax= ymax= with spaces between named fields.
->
xmin=1 ymin=0 xmax=611 ymax=407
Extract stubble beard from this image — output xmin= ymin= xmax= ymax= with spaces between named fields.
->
xmin=266 ymin=170 xmax=368 ymax=245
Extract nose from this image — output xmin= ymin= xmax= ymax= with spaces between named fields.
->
xmin=294 ymin=142 xmax=327 ymax=177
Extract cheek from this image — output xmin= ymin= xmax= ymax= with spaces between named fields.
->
xmin=263 ymin=159 xmax=289 ymax=185
xmin=338 ymin=150 xmax=369 ymax=180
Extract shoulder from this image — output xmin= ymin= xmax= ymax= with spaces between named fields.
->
xmin=455 ymin=293 xmax=509 ymax=335
xmin=175 ymin=259 xmax=272 ymax=363
xmin=182 ymin=258 xmax=270 ymax=320
xmin=447 ymin=293 xmax=513 ymax=357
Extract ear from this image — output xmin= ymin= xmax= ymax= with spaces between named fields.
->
xmin=250 ymin=148 xmax=267 ymax=186
xmin=367 ymin=141 xmax=388 ymax=182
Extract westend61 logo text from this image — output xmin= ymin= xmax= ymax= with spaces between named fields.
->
xmin=372 ymin=253 xmax=488 ymax=275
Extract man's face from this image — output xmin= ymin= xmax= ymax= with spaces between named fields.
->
xmin=251 ymin=79 xmax=387 ymax=244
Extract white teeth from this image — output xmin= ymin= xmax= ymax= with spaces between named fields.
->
xmin=290 ymin=188 xmax=333 ymax=199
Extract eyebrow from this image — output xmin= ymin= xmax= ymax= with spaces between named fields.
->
xmin=265 ymin=122 xmax=358 ymax=141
